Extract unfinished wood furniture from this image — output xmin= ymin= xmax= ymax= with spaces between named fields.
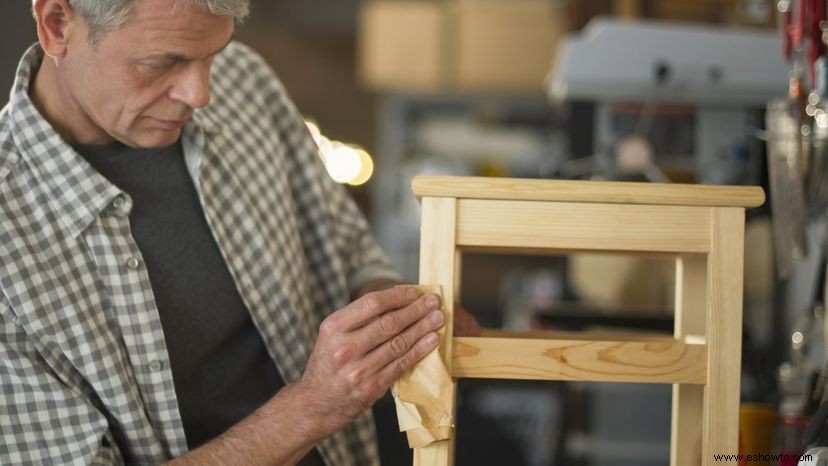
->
xmin=393 ymin=175 xmax=765 ymax=466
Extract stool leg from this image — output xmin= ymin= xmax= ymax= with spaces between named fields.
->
xmin=413 ymin=197 xmax=458 ymax=466
xmin=414 ymin=441 xmax=455 ymax=466
xmin=671 ymin=255 xmax=706 ymax=466
xmin=702 ymin=208 xmax=745 ymax=464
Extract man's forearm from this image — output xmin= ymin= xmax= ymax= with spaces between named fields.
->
xmin=165 ymin=383 xmax=321 ymax=466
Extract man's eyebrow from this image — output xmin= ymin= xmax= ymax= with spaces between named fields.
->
xmin=145 ymin=33 xmax=235 ymax=62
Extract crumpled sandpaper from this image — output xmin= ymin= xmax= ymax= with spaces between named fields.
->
xmin=391 ymin=285 xmax=454 ymax=448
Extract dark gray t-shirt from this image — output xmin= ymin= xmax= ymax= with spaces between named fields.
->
xmin=73 ymin=140 xmax=324 ymax=465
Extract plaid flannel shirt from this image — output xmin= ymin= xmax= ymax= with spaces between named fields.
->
xmin=0 ymin=42 xmax=400 ymax=465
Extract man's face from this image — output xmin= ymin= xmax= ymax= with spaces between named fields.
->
xmin=60 ymin=0 xmax=234 ymax=147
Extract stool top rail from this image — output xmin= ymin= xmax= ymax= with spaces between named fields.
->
xmin=412 ymin=176 xmax=765 ymax=208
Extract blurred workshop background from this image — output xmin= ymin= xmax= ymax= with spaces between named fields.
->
xmin=4 ymin=1 xmax=823 ymax=465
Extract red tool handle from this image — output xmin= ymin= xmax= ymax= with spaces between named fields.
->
xmin=783 ymin=1 xmax=795 ymax=60
xmin=797 ymin=0 xmax=808 ymax=47
xmin=809 ymin=0 xmax=826 ymax=84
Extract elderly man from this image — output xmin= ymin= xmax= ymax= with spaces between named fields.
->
xmin=0 ymin=0 xmax=480 ymax=464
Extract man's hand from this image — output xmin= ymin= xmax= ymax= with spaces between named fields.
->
xmin=355 ymin=278 xmax=482 ymax=337
xmin=294 ymin=286 xmax=445 ymax=439
xmin=167 ymin=286 xmax=477 ymax=466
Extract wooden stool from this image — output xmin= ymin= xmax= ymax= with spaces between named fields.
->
xmin=392 ymin=176 xmax=765 ymax=466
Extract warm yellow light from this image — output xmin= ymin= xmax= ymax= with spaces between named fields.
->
xmin=348 ymin=148 xmax=374 ymax=186
xmin=325 ymin=142 xmax=362 ymax=184
xmin=305 ymin=118 xmax=373 ymax=185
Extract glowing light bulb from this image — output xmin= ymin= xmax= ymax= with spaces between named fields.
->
xmin=305 ymin=118 xmax=374 ymax=185
xmin=325 ymin=142 xmax=362 ymax=184
xmin=348 ymin=147 xmax=374 ymax=186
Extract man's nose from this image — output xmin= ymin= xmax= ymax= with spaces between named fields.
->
xmin=169 ymin=60 xmax=212 ymax=109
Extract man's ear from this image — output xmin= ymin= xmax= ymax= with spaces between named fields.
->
xmin=32 ymin=0 xmax=78 ymax=59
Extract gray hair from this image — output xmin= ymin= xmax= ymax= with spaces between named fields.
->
xmin=65 ymin=0 xmax=250 ymax=43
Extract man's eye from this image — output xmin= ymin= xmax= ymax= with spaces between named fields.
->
xmin=142 ymin=61 xmax=176 ymax=72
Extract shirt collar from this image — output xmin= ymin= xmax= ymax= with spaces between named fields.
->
xmin=8 ymin=44 xmax=123 ymax=237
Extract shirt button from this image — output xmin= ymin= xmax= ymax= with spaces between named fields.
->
xmin=148 ymin=360 xmax=163 ymax=372
xmin=126 ymin=257 xmax=141 ymax=269
xmin=112 ymin=196 xmax=125 ymax=209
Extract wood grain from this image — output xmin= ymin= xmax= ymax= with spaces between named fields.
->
xmin=702 ymin=208 xmax=745 ymax=465
xmin=413 ymin=176 xmax=765 ymax=208
xmin=672 ymin=255 xmax=707 ymax=466
xmin=451 ymin=336 xmax=707 ymax=384
xmin=481 ymin=328 xmax=674 ymax=342
xmin=412 ymin=197 xmax=458 ymax=466
xmin=456 ymin=199 xmax=712 ymax=253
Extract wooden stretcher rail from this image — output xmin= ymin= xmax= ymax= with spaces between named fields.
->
xmin=451 ymin=336 xmax=707 ymax=384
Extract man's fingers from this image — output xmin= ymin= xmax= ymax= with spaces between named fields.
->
xmin=372 ymin=332 xmax=440 ymax=392
xmin=356 ymin=293 xmax=441 ymax=353
xmin=355 ymin=307 xmax=444 ymax=378
xmin=334 ymin=286 xmax=421 ymax=330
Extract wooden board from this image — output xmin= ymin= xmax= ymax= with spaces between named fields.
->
xmin=456 ymin=199 xmax=712 ymax=253
xmin=412 ymin=176 xmax=765 ymax=208
xmin=452 ymin=336 xmax=707 ymax=384
xmin=671 ymin=255 xmax=707 ymax=466
xmin=413 ymin=197 xmax=458 ymax=466
xmin=702 ymin=208 xmax=745 ymax=464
